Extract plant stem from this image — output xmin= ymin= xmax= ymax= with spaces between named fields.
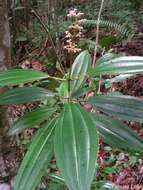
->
xmin=47 ymin=75 xmax=65 ymax=81
xmin=31 ymin=9 xmax=65 ymax=75
xmin=93 ymin=0 xmax=105 ymax=66
xmin=68 ymin=53 xmax=73 ymax=102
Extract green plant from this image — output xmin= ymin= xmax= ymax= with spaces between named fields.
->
xmin=2 ymin=4 xmax=143 ymax=190
xmin=79 ymin=19 xmax=134 ymax=39
xmin=1 ymin=50 xmax=143 ymax=190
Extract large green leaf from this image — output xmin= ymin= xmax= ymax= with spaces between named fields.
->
xmin=54 ymin=103 xmax=99 ymax=190
xmin=88 ymin=94 xmax=143 ymax=123
xmin=0 ymin=87 xmax=54 ymax=105
xmin=90 ymin=56 xmax=143 ymax=76
xmin=70 ymin=51 xmax=91 ymax=95
xmin=9 ymin=106 xmax=56 ymax=135
xmin=92 ymin=113 xmax=143 ymax=153
xmin=14 ymin=119 xmax=57 ymax=190
xmin=0 ymin=69 xmax=48 ymax=86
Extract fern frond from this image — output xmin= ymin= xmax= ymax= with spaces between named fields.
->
xmin=79 ymin=19 xmax=134 ymax=39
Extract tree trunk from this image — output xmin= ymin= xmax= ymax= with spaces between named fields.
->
xmin=0 ymin=0 xmax=20 ymax=183
xmin=0 ymin=0 xmax=11 ymax=180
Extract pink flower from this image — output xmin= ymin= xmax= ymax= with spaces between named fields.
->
xmin=67 ymin=9 xmax=77 ymax=17
xmin=67 ymin=9 xmax=84 ymax=18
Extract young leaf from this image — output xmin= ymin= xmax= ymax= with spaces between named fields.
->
xmin=88 ymin=94 xmax=143 ymax=123
xmin=14 ymin=119 xmax=57 ymax=190
xmin=58 ymin=80 xmax=69 ymax=100
xmin=0 ymin=87 xmax=54 ymax=105
xmin=9 ymin=106 xmax=56 ymax=135
xmin=90 ymin=56 xmax=143 ymax=76
xmin=70 ymin=50 xmax=91 ymax=95
xmin=54 ymin=103 xmax=99 ymax=190
xmin=0 ymin=69 xmax=48 ymax=86
xmin=92 ymin=113 xmax=143 ymax=153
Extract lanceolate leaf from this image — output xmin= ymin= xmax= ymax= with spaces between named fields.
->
xmin=0 ymin=87 xmax=54 ymax=105
xmin=92 ymin=113 xmax=143 ymax=153
xmin=90 ymin=56 xmax=143 ymax=76
xmin=54 ymin=103 xmax=98 ymax=190
xmin=70 ymin=51 xmax=91 ymax=95
xmin=14 ymin=119 xmax=57 ymax=190
xmin=0 ymin=69 xmax=48 ymax=87
xmin=9 ymin=106 xmax=56 ymax=135
xmin=88 ymin=95 xmax=143 ymax=123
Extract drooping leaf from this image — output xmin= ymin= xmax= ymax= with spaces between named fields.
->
xmin=92 ymin=113 xmax=143 ymax=153
xmin=89 ymin=56 xmax=143 ymax=76
xmin=14 ymin=119 xmax=57 ymax=190
xmin=0 ymin=87 xmax=54 ymax=105
xmin=0 ymin=69 xmax=48 ymax=87
xmin=54 ymin=103 xmax=99 ymax=190
xmin=9 ymin=106 xmax=56 ymax=135
xmin=70 ymin=50 xmax=91 ymax=95
xmin=88 ymin=94 xmax=143 ymax=123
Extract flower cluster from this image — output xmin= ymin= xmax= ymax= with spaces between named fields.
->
xmin=67 ymin=9 xmax=84 ymax=18
xmin=64 ymin=9 xmax=84 ymax=54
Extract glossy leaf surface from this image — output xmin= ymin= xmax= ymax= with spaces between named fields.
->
xmin=88 ymin=95 xmax=143 ymax=123
xmin=70 ymin=51 xmax=91 ymax=95
xmin=0 ymin=87 xmax=54 ymax=105
xmin=54 ymin=103 xmax=98 ymax=190
xmin=9 ymin=106 xmax=56 ymax=135
xmin=92 ymin=113 xmax=143 ymax=153
xmin=90 ymin=56 xmax=143 ymax=76
xmin=14 ymin=119 xmax=56 ymax=190
xmin=0 ymin=69 xmax=48 ymax=86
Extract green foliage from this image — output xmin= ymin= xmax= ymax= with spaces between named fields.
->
xmin=9 ymin=106 xmax=56 ymax=135
xmin=0 ymin=87 xmax=54 ymax=104
xmin=2 ymin=1 xmax=143 ymax=189
xmin=54 ymin=103 xmax=98 ymax=190
xmin=1 ymin=49 xmax=143 ymax=190
xmin=89 ymin=56 xmax=143 ymax=76
xmin=14 ymin=119 xmax=56 ymax=190
xmin=70 ymin=50 xmax=91 ymax=95
xmin=0 ymin=69 xmax=48 ymax=87
xmin=92 ymin=113 xmax=143 ymax=153
xmin=80 ymin=19 xmax=134 ymax=39
xmin=89 ymin=94 xmax=143 ymax=123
